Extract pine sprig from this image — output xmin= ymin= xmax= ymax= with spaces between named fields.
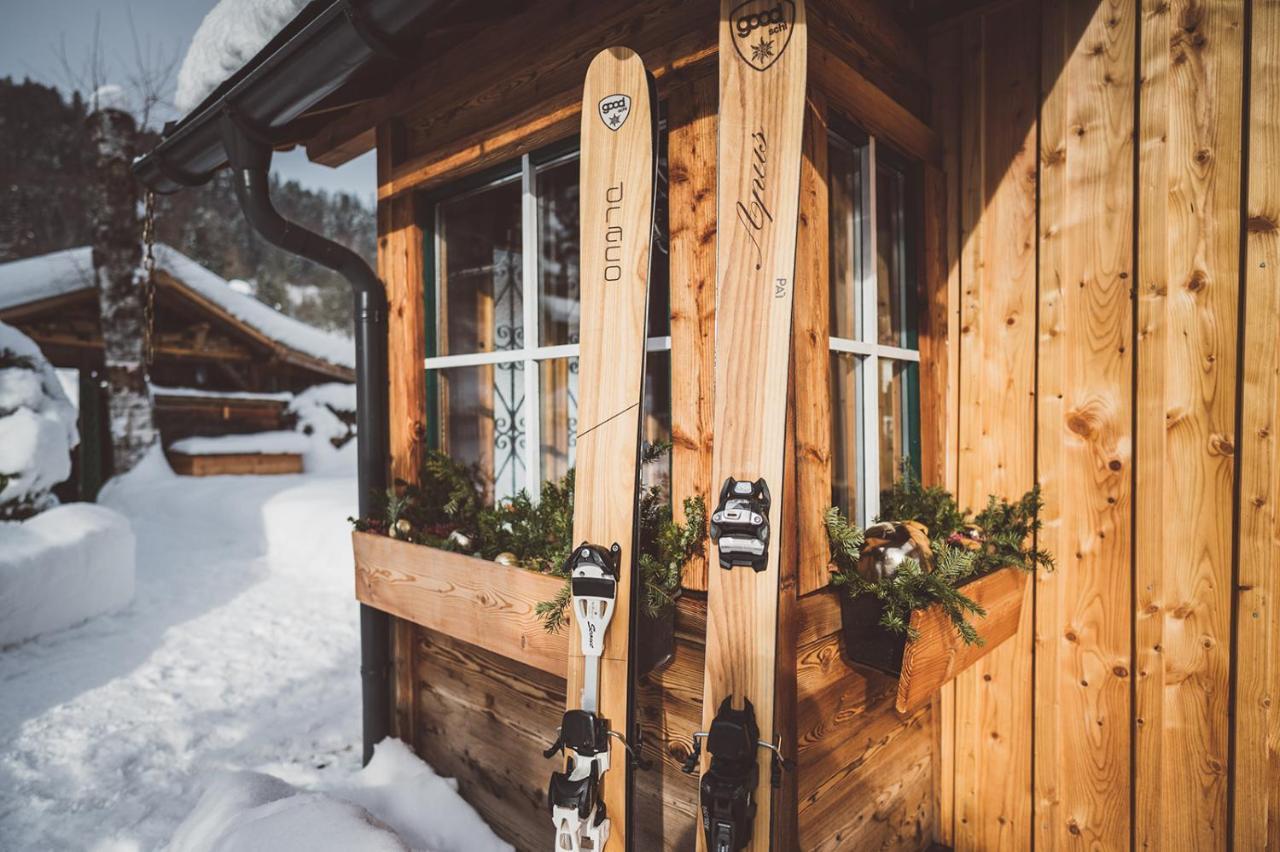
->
xmin=349 ymin=446 xmax=706 ymax=633
xmin=827 ymin=473 xmax=1051 ymax=646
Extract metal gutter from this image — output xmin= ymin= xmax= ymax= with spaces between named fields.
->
xmin=135 ymin=0 xmax=439 ymax=194
xmin=131 ymin=0 xmax=442 ymax=764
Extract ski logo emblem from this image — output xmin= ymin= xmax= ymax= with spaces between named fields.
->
xmin=729 ymin=0 xmax=795 ymax=71
xmin=598 ymin=94 xmax=631 ymax=131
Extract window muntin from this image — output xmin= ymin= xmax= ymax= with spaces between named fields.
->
xmin=426 ymin=144 xmax=671 ymax=504
xmin=828 ymin=128 xmax=921 ymax=526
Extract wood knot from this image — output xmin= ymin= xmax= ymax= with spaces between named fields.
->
xmin=1043 ymin=146 xmax=1066 ymax=167
xmin=1112 ymin=665 xmax=1128 ymax=678
xmin=1210 ymin=433 xmax=1235 ymax=456
xmin=1247 ymin=214 xmax=1279 ymax=233
xmin=1193 ymin=148 xmax=1212 ymax=166
xmin=1108 ymin=459 xmax=1123 ymax=471
xmin=1179 ymin=5 xmax=1202 ymax=33
xmin=1067 ymin=409 xmax=1099 ymax=439
xmin=1186 ymin=270 xmax=1208 ymax=292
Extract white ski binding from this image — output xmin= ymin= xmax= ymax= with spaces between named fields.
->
xmin=545 ymin=542 xmax=621 ymax=850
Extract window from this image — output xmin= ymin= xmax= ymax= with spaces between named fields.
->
xmin=425 ymin=142 xmax=672 ymax=503
xmin=828 ymin=126 xmax=922 ymax=527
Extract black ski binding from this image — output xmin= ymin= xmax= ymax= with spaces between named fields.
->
xmin=546 ymin=709 xmax=612 ymax=851
xmin=545 ymin=709 xmax=610 ymax=759
xmin=566 ymin=542 xmax=621 ymax=593
xmin=695 ymin=696 xmax=762 ymax=852
xmin=709 ymin=477 xmax=771 ymax=571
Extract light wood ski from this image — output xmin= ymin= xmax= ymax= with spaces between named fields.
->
xmin=544 ymin=46 xmax=656 ymax=852
xmin=686 ymin=2 xmax=807 ymax=851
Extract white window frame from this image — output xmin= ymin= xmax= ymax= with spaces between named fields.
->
xmin=829 ymin=133 xmax=921 ymax=528
xmin=424 ymin=149 xmax=672 ymax=501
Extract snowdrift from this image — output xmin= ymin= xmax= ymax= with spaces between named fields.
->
xmin=0 ymin=502 xmax=135 ymax=647
xmin=171 ymin=739 xmax=510 ymax=852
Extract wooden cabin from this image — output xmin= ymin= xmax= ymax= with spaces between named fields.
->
xmin=155 ymin=0 xmax=1278 ymax=848
xmin=0 ymin=244 xmax=354 ymax=491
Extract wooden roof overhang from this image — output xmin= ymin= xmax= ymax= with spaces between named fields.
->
xmin=301 ymin=0 xmax=940 ymax=201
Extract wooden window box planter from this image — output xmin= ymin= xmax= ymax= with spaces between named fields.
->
xmin=167 ymin=451 xmax=303 ymax=476
xmin=839 ymin=566 xmax=1029 ymax=715
xmin=352 ymin=531 xmax=675 ymax=678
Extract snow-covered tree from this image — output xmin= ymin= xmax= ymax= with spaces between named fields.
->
xmin=90 ymin=102 xmax=158 ymax=474
xmin=0 ymin=321 xmax=79 ymax=519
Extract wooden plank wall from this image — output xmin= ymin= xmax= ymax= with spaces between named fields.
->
xmin=1235 ymin=0 xmax=1280 ymax=845
xmin=933 ymin=0 xmax=1276 ymax=848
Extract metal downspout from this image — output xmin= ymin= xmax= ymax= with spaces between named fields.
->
xmin=219 ymin=114 xmax=391 ymax=765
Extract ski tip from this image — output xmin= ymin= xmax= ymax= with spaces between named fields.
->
xmin=586 ymin=45 xmax=642 ymax=74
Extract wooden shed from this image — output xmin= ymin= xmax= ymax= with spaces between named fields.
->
xmin=138 ymin=0 xmax=1279 ymax=848
xmin=0 ymin=243 xmax=354 ymax=491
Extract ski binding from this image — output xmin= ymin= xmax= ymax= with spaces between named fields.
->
xmin=546 ymin=542 xmax=621 ymax=850
xmin=709 ymin=478 xmax=771 ymax=571
xmin=546 ymin=709 xmax=612 ymax=852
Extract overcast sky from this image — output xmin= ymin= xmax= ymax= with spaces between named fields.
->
xmin=1 ymin=0 xmax=376 ymax=205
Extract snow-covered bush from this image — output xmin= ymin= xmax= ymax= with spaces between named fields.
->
xmin=0 ymin=321 xmax=79 ymax=519
xmin=287 ymin=382 xmax=356 ymax=449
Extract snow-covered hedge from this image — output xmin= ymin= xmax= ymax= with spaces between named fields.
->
xmin=288 ymin=382 xmax=356 ymax=449
xmin=0 ymin=321 xmax=79 ymax=519
xmin=0 ymin=502 xmax=135 ymax=647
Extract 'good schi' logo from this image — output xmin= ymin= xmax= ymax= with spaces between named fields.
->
xmin=735 ymin=130 xmax=772 ymax=272
xmin=729 ymin=0 xmax=795 ymax=71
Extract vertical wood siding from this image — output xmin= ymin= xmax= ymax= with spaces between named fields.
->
xmin=1235 ymin=2 xmax=1280 ymax=846
xmin=1139 ymin=3 xmax=1243 ymax=846
xmin=946 ymin=6 xmax=1040 ymax=850
xmin=943 ymin=0 xmax=1271 ymax=848
xmin=1039 ymin=1 xmax=1135 ymax=849
xmin=668 ymin=72 xmax=718 ymax=593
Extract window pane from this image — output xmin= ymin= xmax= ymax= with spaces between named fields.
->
xmin=878 ymin=358 xmax=921 ymax=493
xmin=539 ymin=356 xmax=578 ymax=484
xmin=641 ymin=349 xmax=673 ymax=494
xmin=538 ymin=159 xmax=580 ymax=346
xmin=875 ymin=160 xmax=917 ymax=349
xmin=829 ymin=352 xmax=865 ymax=523
xmin=828 ymin=136 xmax=866 ymax=341
xmin=435 ymin=362 xmax=526 ymax=503
xmin=437 ymin=179 xmax=523 ymax=356
xmin=648 ymin=130 xmax=672 ymax=338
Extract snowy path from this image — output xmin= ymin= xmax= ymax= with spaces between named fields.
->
xmin=0 ymin=463 xmax=365 ymax=850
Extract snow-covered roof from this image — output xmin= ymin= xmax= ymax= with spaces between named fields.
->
xmin=175 ymin=0 xmax=311 ymax=113
xmin=0 ymin=245 xmax=353 ymax=371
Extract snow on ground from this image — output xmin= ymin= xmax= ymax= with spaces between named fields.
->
xmin=0 ymin=449 xmax=505 ymax=850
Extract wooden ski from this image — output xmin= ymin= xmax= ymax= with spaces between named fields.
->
xmin=691 ymin=2 xmax=806 ymax=851
xmin=544 ymin=47 xmax=657 ymax=852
